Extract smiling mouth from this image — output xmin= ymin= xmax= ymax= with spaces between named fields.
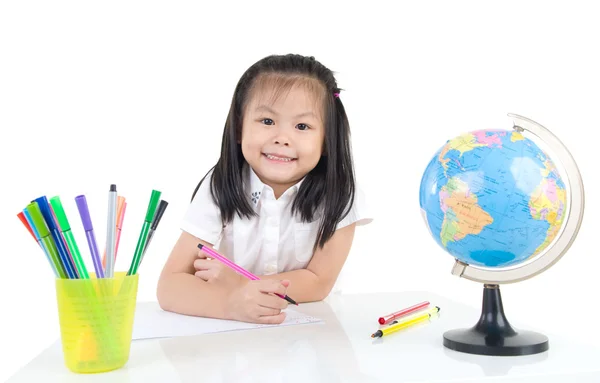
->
xmin=263 ymin=153 xmax=297 ymax=162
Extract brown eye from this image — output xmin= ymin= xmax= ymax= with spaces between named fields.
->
xmin=261 ymin=118 xmax=274 ymax=125
xmin=296 ymin=123 xmax=309 ymax=131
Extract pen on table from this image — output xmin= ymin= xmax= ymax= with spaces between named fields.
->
xmin=141 ymin=199 xmax=168 ymax=263
xmin=25 ymin=202 xmax=66 ymax=278
xmin=371 ymin=306 xmax=440 ymax=338
xmin=104 ymin=184 xmax=118 ymax=278
xmin=389 ymin=305 xmax=441 ymax=325
xmin=197 ymin=243 xmax=298 ymax=306
xmin=127 ymin=189 xmax=162 ymax=276
xmin=34 ymin=196 xmax=78 ymax=279
xmin=20 ymin=209 xmax=60 ymax=277
xmin=49 ymin=196 xmax=90 ymax=279
xmin=378 ymin=301 xmax=430 ymax=325
xmin=102 ymin=196 xmax=126 ymax=269
xmin=75 ymin=195 xmax=104 ymax=278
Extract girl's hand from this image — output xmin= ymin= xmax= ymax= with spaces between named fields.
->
xmin=193 ymin=252 xmax=244 ymax=290
xmin=226 ymin=279 xmax=290 ymax=324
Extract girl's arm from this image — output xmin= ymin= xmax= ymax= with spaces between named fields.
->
xmin=260 ymin=223 xmax=357 ymax=302
xmin=156 ymin=231 xmax=230 ymax=318
xmin=157 ymin=231 xmax=290 ymax=324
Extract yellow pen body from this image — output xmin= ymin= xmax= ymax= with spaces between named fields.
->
xmin=374 ymin=306 xmax=440 ymax=338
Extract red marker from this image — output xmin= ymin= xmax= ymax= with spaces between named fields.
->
xmin=378 ymin=301 xmax=430 ymax=325
xmin=17 ymin=212 xmax=37 ymax=242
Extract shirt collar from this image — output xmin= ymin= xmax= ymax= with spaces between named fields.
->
xmin=246 ymin=164 xmax=305 ymax=209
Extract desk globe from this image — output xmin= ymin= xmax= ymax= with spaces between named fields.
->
xmin=419 ymin=114 xmax=585 ymax=356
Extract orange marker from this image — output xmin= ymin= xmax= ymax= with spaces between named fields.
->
xmin=114 ymin=198 xmax=127 ymax=258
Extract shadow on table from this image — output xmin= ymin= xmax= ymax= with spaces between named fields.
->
xmin=156 ymin=299 xmax=378 ymax=383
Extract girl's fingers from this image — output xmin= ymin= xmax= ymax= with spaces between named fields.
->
xmin=255 ymin=305 xmax=282 ymax=317
xmin=257 ymin=292 xmax=289 ymax=310
xmin=257 ymin=312 xmax=286 ymax=325
xmin=195 ymin=270 xmax=212 ymax=281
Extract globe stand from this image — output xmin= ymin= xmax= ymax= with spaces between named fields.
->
xmin=443 ymin=284 xmax=549 ymax=356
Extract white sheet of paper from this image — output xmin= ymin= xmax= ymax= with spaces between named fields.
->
xmin=131 ymin=301 xmax=323 ymax=340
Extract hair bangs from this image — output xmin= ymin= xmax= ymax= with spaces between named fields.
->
xmin=246 ymin=73 xmax=326 ymax=121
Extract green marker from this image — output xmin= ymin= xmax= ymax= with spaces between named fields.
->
xmin=127 ymin=189 xmax=161 ymax=275
xmin=49 ymin=196 xmax=89 ymax=279
xmin=26 ymin=202 xmax=67 ymax=279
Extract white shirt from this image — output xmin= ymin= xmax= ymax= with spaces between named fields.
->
xmin=180 ymin=164 xmax=373 ymax=277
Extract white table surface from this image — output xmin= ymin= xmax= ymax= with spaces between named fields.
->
xmin=7 ymin=291 xmax=600 ymax=382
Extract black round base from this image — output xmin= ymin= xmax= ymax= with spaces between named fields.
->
xmin=443 ymin=284 xmax=550 ymax=356
xmin=444 ymin=327 xmax=549 ymax=356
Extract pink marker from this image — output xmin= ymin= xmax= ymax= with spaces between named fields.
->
xmin=198 ymin=244 xmax=298 ymax=305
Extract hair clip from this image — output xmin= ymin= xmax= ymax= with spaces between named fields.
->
xmin=334 ymin=93 xmax=340 ymax=98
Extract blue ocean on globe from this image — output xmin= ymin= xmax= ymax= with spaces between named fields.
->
xmin=419 ymin=129 xmax=567 ymax=268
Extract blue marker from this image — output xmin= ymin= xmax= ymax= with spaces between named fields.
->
xmin=34 ymin=196 xmax=78 ymax=279
xmin=23 ymin=209 xmax=60 ymax=278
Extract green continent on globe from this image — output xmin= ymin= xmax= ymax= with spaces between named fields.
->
xmin=440 ymin=177 xmax=494 ymax=246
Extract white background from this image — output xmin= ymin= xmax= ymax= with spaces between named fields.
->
xmin=1 ymin=1 xmax=599 ymax=380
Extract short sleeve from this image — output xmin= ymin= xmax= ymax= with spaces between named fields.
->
xmin=336 ymin=185 xmax=374 ymax=230
xmin=180 ymin=170 xmax=223 ymax=245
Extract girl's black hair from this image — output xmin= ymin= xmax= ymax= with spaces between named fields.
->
xmin=192 ymin=53 xmax=355 ymax=251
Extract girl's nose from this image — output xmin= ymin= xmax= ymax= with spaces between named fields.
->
xmin=273 ymin=126 xmax=291 ymax=146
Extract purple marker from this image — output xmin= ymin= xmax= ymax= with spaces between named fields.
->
xmin=75 ymin=195 xmax=104 ymax=278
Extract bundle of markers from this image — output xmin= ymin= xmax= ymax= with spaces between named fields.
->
xmin=17 ymin=185 xmax=168 ymax=280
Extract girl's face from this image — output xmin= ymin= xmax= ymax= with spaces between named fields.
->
xmin=241 ymin=81 xmax=325 ymax=198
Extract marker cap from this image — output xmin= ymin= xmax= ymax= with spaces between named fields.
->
xmin=75 ymin=195 xmax=94 ymax=231
xmin=151 ymin=200 xmax=168 ymax=230
xmin=26 ymin=202 xmax=50 ymax=238
xmin=145 ymin=190 xmax=162 ymax=222
xmin=49 ymin=196 xmax=71 ymax=231
xmin=117 ymin=200 xmax=127 ymax=228
xmin=34 ymin=196 xmax=57 ymax=230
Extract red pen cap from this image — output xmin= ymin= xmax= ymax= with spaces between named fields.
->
xmin=378 ymin=301 xmax=430 ymax=325
xmin=17 ymin=212 xmax=37 ymax=240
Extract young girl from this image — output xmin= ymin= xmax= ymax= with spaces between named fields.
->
xmin=157 ymin=54 xmax=372 ymax=324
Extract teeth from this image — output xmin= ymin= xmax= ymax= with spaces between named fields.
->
xmin=266 ymin=154 xmax=293 ymax=162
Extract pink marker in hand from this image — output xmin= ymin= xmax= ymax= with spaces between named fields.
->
xmin=197 ymin=243 xmax=298 ymax=305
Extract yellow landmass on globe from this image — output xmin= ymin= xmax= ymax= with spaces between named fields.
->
xmin=438 ymin=133 xmax=487 ymax=171
xmin=529 ymin=171 xmax=567 ymax=256
xmin=533 ymin=224 xmax=561 ymax=257
xmin=440 ymin=178 xmax=494 ymax=246
xmin=511 ymin=131 xmax=525 ymax=142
